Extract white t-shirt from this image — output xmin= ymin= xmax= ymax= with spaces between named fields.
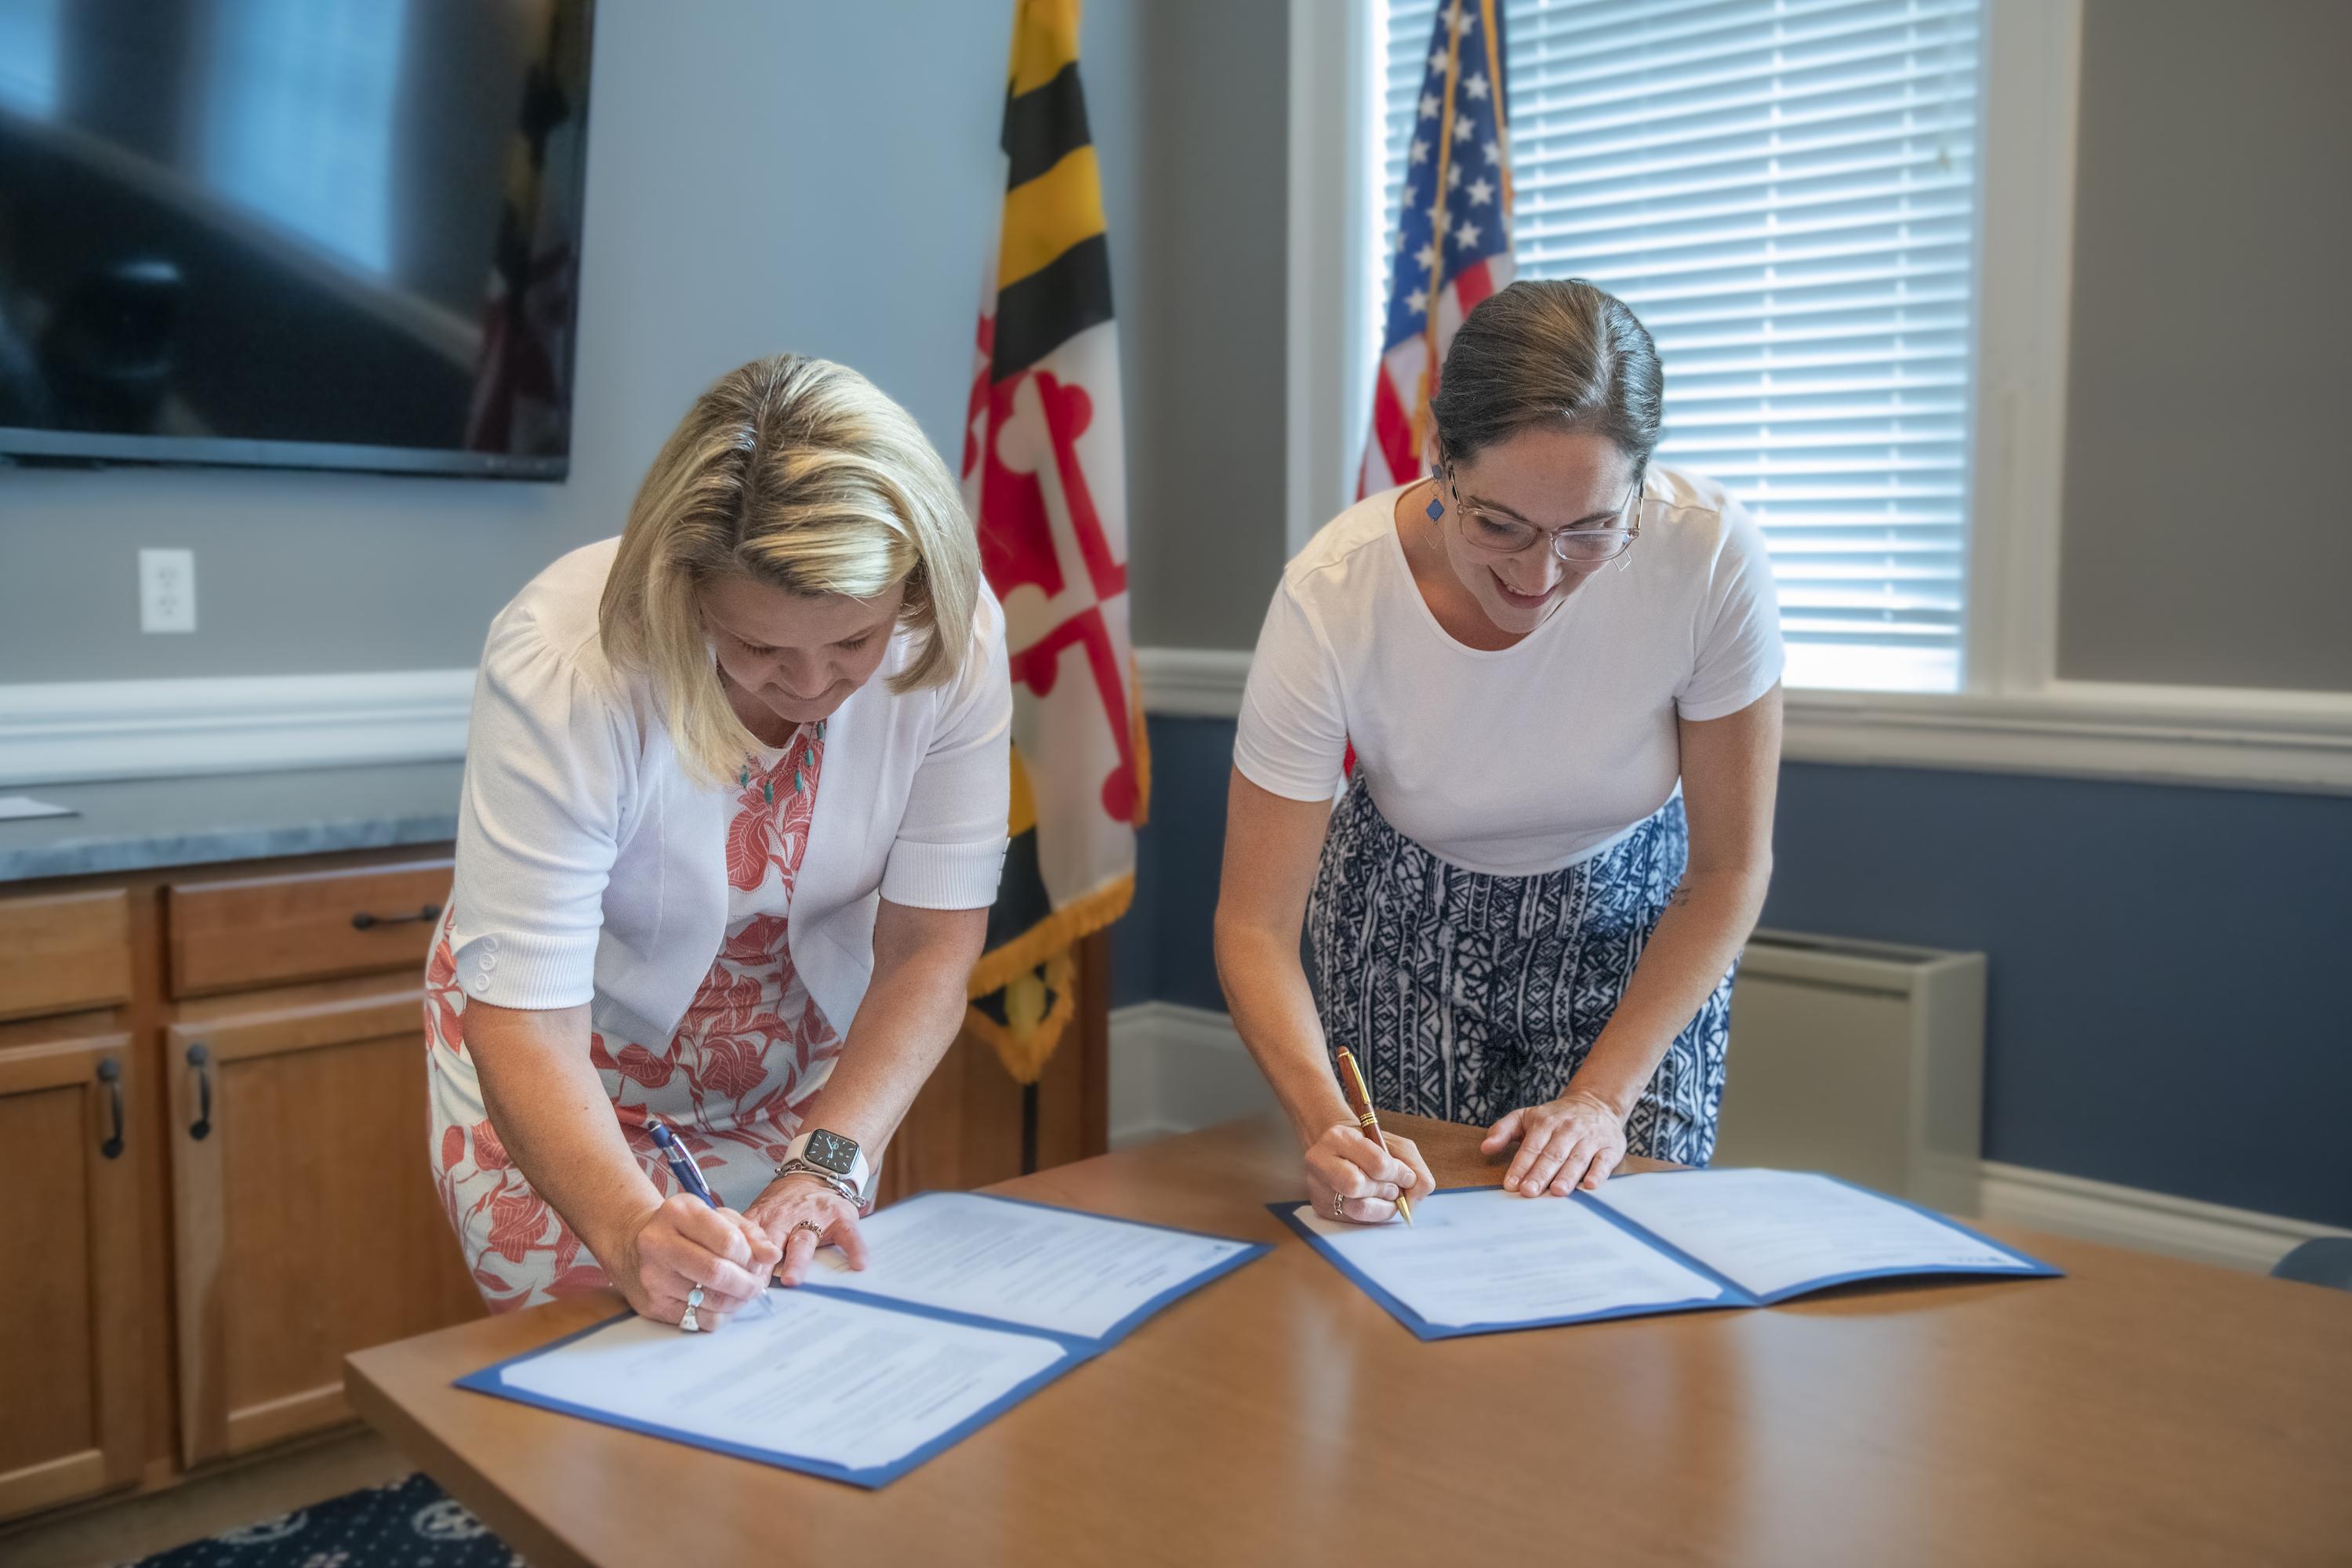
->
xmin=1233 ymin=466 xmax=1784 ymax=877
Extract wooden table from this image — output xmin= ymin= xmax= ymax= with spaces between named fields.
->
xmin=347 ymin=1114 xmax=2352 ymax=1566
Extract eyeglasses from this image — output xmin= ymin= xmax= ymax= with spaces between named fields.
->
xmin=1442 ymin=466 xmax=1644 ymax=565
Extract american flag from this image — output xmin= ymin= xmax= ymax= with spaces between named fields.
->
xmin=1359 ymin=0 xmax=1515 ymax=498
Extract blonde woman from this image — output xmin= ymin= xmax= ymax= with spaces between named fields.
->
xmin=423 ymin=355 xmax=1010 ymax=1329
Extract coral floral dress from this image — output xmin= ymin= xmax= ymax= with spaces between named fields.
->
xmin=424 ymin=723 xmax=841 ymax=1312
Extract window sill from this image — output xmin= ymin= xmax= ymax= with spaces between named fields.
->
xmin=1134 ymin=648 xmax=2352 ymax=796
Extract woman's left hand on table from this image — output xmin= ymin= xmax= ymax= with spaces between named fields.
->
xmin=746 ymin=1174 xmax=872 ymax=1287
xmin=1483 ymin=1089 xmax=1628 ymax=1195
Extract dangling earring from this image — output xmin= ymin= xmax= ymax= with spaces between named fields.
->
xmin=1425 ymin=491 xmax=1445 ymax=521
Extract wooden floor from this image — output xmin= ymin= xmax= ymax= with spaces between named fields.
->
xmin=0 ymin=1427 xmax=415 ymax=1568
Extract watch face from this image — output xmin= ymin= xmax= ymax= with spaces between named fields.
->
xmin=805 ymin=1128 xmax=858 ymax=1175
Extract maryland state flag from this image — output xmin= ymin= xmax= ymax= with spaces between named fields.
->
xmin=960 ymin=0 xmax=1145 ymax=1084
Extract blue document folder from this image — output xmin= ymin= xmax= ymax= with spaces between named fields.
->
xmin=457 ymin=1192 xmax=1269 ymax=1487
xmin=1277 ymin=1169 xmax=2060 ymax=1342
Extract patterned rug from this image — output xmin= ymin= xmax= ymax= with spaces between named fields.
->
xmin=127 ymin=1473 xmax=523 ymax=1568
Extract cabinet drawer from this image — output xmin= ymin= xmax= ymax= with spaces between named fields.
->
xmin=0 ymin=890 xmax=132 ymax=1023
xmin=168 ymin=861 xmax=452 ymax=998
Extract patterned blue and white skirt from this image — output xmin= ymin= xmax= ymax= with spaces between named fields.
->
xmin=1305 ymin=775 xmax=1733 ymax=1166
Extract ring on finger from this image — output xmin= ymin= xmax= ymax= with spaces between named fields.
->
xmin=1331 ymin=1191 xmax=1345 ymax=1220
xmin=789 ymin=1219 xmax=824 ymax=1241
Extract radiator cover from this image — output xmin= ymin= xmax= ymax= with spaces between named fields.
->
xmin=1714 ymin=927 xmax=1987 ymax=1214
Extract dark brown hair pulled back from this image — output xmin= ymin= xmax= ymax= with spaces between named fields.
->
xmin=1428 ymin=278 xmax=1664 ymax=473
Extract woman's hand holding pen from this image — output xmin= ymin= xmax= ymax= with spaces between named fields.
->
xmin=746 ymin=1174 xmax=871 ymax=1287
xmin=609 ymin=1195 xmax=780 ymax=1331
xmin=1306 ymin=1122 xmax=1432 ymax=1225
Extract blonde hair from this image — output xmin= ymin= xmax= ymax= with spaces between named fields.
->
xmin=600 ymin=354 xmax=979 ymax=786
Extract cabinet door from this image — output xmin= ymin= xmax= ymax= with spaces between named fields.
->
xmin=166 ymin=985 xmax=483 ymax=1466
xmin=0 ymin=1029 xmax=142 ymax=1520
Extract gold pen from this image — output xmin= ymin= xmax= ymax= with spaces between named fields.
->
xmin=1334 ymin=1047 xmax=1414 ymax=1226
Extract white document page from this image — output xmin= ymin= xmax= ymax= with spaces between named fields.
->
xmin=496 ymin=1289 xmax=1063 ymax=1474
xmin=1590 ymin=1170 xmax=2028 ymax=1300
xmin=1290 ymin=1187 xmax=1733 ymax=1328
xmin=808 ymin=1192 xmax=1251 ymax=1341
xmin=0 ymin=796 xmax=75 ymax=820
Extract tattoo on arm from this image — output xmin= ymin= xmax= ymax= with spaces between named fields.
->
xmin=1667 ymin=880 xmax=1693 ymax=909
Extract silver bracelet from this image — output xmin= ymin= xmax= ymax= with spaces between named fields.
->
xmin=773 ymin=1158 xmax=860 ymax=1204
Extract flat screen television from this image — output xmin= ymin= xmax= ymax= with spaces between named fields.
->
xmin=0 ymin=0 xmax=593 ymax=480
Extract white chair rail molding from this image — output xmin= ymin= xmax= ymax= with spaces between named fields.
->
xmin=1134 ymin=647 xmax=2352 ymax=797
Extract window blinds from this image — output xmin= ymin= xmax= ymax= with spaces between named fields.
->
xmin=1381 ymin=0 xmax=1984 ymax=692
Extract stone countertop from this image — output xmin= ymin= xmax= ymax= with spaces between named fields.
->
xmin=0 ymin=760 xmax=464 ymax=882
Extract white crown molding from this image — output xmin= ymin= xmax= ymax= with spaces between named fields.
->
xmin=1134 ymin=645 xmax=2352 ymax=794
xmin=1110 ymin=1002 xmax=2345 ymax=1273
xmin=0 ymin=669 xmax=475 ymax=787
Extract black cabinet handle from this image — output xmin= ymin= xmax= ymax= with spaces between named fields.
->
xmin=186 ymin=1042 xmax=212 ymax=1140
xmin=96 ymin=1058 xmax=124 ymax=1160
xmin=351 ymin=902 xmax=441 ymax=931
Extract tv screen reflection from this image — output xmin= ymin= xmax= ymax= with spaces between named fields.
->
xmin=0 ymin=0 xmax=593 ymax=478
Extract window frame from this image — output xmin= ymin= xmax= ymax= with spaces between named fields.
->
xmin=1268 ymin=0 xmax=2352 ymax=795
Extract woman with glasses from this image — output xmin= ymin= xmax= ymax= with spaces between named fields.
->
xmin=1216 ymin=279 xmax=1784 ymax=1224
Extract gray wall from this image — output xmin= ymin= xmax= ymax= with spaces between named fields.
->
xmin=1112 ymin=0 xmax=1291 ymax=651
xmin=0 ymin=0 xmax=1006 ymax=683
xmin=1115 ymin=0 xmax=1289 ymax=648
xmin=2056 ymin=0 xmax=2352 ymax=692
xmin=0 ymin=0 xmax=1288 ymax=685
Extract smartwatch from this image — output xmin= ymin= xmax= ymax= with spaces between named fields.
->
xmin=777 ymin=1128 xmax=869 ymax=1203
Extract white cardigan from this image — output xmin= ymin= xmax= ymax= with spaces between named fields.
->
xmin=445 ymin=538 xmax=1011 ymax=1042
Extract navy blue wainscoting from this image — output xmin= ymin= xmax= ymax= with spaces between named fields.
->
xmin=1114 ymin=715 xmax=1239 ymax=1012
xmin=1766 ymin=763 xmax=2352 ymax=1227
xmin=1109 ymin=717 xmax=2352 ymax=1226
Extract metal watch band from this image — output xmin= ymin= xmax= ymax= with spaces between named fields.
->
xmin=773 ymin=1157 xmax=861 ymax=1204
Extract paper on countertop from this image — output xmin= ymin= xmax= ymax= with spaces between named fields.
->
xmin=1588 ymin=1168 xmax=2032 ymax=1299
xmin=493 ymin=1288 xmax=1066 ymax=1474
xmin=461 ymin=1190 xmax=1269 ymax=1486
xmin=1289 ymin=1186 xmax=1733 ymax=1327
xmin=0 ymin=795 xmax=77 ymax=820
xmin=809 ymin=1190 xmax=1258 ymax=1341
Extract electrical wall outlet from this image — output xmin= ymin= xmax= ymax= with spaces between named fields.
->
xmin=140 ymin=548 xmax=197 ymax=633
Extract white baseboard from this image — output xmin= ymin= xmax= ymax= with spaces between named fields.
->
xmin=1109 ymin=1003 xmax=2347 ymax=1274
xmin=1108 ymin=1000 xmax=1272 ymax=1150
xmin=0 ymin=670 xmax=475 ymax=786
xmin=1978 ymin=1161 xmax=2349 ymax=1274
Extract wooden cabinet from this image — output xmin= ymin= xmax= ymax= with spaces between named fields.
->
xmin=0 ymin=889 xmax=132 ymax=1023
xmin=166 ymin=979 xmax=481 ymax=1466
xmin=168 ymin=862 xmax=451 ymax=998
xmin=0 ymin=1014 xmax=143 ymax=1520
xmin=0 ymin=847 xmax=482 ymax=1523
xmin=1 ymin=840 xmax=1108 ymax=1526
